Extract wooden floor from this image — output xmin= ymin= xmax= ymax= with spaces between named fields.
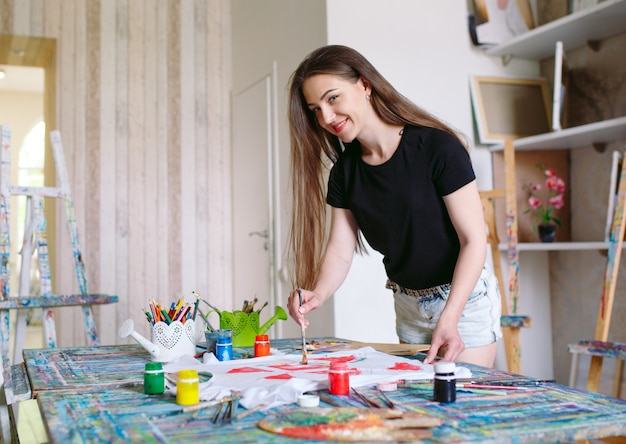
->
xmin=17 ymin=400 xmax=47 ymax=443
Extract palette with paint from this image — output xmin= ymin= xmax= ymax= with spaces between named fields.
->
xmin=258 ymin=407 xmax=443 ymax=441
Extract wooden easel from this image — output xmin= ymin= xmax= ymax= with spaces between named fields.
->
xmin=569 ymin=151 xmax=626 ymax=395
xmin=481 ymin=139 xmax=530 ymax=375
xmin=0 ymin=125 xmax=117 ymax=441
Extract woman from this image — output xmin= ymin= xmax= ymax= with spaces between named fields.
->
xmin=286 ymin=45 xmax=501 ymax=367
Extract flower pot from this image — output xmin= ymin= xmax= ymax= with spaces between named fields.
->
xmin=538 ymin=223 xmax=557 ymax=243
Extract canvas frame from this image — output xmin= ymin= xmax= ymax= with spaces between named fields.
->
xmin=470 ymin=75 xmax=552 ymax=144
xmin=552 ymin=40 xmax=569 ymax=131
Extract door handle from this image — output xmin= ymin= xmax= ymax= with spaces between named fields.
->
xmin=248 ymin=229 xmax=269 ymax=238
xmin=249 ymin=229 xmax=269 ymax=250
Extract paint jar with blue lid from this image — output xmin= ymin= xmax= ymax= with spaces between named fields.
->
xmin=433 ymin=361 xmax=456 ymax=403
xmin=144 ymin=362 xmax=165 ymax=395
xmin=216 ymin=329 xmax=233 ymax=361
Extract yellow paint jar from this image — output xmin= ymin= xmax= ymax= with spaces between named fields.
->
xmin=176 ymin=369 xmax=199 ymax=405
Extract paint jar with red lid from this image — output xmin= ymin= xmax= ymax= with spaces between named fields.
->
xmin=328 ymin=361 xmax=350 ymax=395
xmin=254 ymin=334 xmax=270 ymax=357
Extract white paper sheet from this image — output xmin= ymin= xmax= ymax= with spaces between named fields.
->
xmin=163 ymin=347 xmax=471 ymax=410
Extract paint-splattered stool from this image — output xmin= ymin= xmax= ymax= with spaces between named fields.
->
xmin=568 ymin=339 xmax=626 ymax=398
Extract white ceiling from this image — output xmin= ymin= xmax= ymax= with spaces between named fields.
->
xmin=0 ymin=65 xmax=44 ymax=93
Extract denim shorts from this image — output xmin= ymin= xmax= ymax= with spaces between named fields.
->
xmin=393 ymin=263 xmax=502 ymax=348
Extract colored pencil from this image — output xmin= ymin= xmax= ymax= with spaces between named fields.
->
xmin=192 ymin=297 xmax=200 ymax=320
xmin=161 ymin=309 xmax=172 ymax=324
xmin=176 ymin=305 xmax=191 ymax=322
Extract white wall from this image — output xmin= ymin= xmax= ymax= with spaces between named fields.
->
xmin=231 ymin=0 xmax=333 ymax=341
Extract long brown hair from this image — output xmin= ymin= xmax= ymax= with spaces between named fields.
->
xmin=288 ymin=45 xmax=467 ymax=289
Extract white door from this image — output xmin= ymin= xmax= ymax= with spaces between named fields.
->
xmin=232 ymin=75 xmax=274 ymax=315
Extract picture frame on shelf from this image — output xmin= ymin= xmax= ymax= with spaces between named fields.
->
xmin=470 ymin=75 xmax=552 ymax=144
xmin=536 ymin=0 xmax=569 ymax=26
xmin=605 ymin=150 xmax=623 ymax=242
xmin=570 ymin=0 xmax=604 ymax=14
xmin=470 ymin=0 xmax=535 ymax=46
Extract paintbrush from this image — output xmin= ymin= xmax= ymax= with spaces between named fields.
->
xmin=457 ymin=383 xmax=530 ymax=390
xmin=298 ymin=288 xmax=308 ymax=365
xmin=351 ymin=388 xmax=382 ymax=408
xmin=377 ymin=389 xmax=396 ymax=408
xmin=148 ymin=397 xmax=232 ymax=419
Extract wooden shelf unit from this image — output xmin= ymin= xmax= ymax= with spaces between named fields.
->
xmin=489 ymin=116 xmax=626 ymax=152
xmin=479 ymin=0 xmax=626 ymax=382
xmin=484 ymin=0 xmax=626 ymax=60
xmin=498 ymin=242 xmax=615 ymax=251
xmin=485 ymin=3 xmax=626 ymax=252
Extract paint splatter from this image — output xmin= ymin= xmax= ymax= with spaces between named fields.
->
xmin=270 ymin=363 xmax=327 ymax=372
xmin=311 ymin=355 xmax=356 ymax=364
xmin=388 ymin=362 xmax=422 ymax=371
xmin=265 ymin=373 xmax=293 ymax=380
xmin=227 ymin=366 xmax=272 ymax=374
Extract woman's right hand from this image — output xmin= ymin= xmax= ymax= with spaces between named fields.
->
xmin=287 ymin=288 xmax=323 ymax=328
xmin=287 ymin=208 xmax=358 ymax=328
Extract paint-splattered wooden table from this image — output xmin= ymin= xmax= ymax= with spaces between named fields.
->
xmin=24 ymin=344 xmax=149 ymax=393
xmin=23 ymin=341 xmax=626 ymax=443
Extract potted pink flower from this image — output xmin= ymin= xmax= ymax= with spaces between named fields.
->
xmin=524 ymin=167 xmax=566 ymax=242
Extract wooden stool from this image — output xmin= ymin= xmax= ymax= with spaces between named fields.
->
xmin=568 ymin=339 xmax=625 ymax=399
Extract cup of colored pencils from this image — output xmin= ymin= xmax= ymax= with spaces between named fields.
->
xmin=144 ymin=297 xmax=197 ymax=326
xmin=143 ymin=296 xmax=199 ymax=361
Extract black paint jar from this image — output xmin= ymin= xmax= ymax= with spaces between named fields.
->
xmin=434 ymin=361 xmax=456 ymax=403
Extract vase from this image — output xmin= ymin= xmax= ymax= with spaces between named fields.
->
xmin=538 ymin=223 xmax=557 ymax=243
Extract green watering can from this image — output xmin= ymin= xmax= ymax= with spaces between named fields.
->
xmin=207 ymin=306 xmax=287 ymax=347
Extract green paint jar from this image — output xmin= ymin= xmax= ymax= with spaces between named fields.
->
xmin=144 ymin=362 xmax=165 ymax=395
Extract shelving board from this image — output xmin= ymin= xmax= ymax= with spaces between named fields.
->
xmin=484 ymin=0 xmax=626 ymax=60
xmin=498 ymin=242 xmax=613 ymax=251
xmin=488 ymin=116 xmax=626 ymax=152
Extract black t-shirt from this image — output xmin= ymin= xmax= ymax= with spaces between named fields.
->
xmin=326 ymin=125 xmax=476 ymax=290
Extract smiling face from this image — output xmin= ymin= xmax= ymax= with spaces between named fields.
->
xmin=302 ymin=73 xmax=372 ymax=143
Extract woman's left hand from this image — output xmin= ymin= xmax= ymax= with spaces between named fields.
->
xmin=423 ymin=320 xmax=465 ymax=364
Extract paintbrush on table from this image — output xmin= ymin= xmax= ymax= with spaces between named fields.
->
xmin=298 ymin=288 xmax=308 ymax=365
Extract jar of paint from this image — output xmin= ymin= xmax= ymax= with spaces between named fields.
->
xmin=216 ymin=329 xmax=233 ymax=361
xmin=144 ymin=362 xmax=165 ymax=395
xmin=328 ymin=361 xmax=350 ymax=395
xmin=433 ymin=361 xmax=456 ymax=403
xmin=176 ymin=369 xmax=200 ymax=405
xmin=254 ymin=334 xmax=270 ymax=357
xmin=205 ymin=330 xmax=219 ymax=355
